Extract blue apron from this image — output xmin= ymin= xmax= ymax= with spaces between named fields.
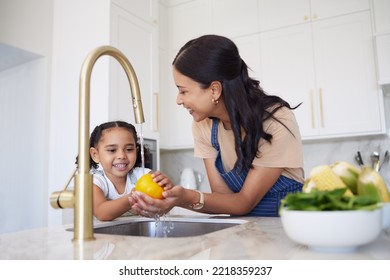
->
xmin=211 ymin=118 xmax=303 ymax=216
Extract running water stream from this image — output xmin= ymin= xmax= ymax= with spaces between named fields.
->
xmin=138 ymin=124 xmax=145 ymax=175
xmin=138 ymin=124 xmax=173 ymax=236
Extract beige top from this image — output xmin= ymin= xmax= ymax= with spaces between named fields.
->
xmin=193 ymin=106 xmax=305 ymax=183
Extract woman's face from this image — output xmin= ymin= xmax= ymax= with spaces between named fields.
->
xmin=173 ymin=67 xmax=215 ymax=122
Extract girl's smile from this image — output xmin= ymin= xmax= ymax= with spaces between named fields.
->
xmin=113 ymin=163 xmax=129 ymax=171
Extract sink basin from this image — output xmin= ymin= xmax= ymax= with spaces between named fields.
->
xmin=91 ymin=217 xmax=247 ymax=238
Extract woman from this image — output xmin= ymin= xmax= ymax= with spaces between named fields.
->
xmin=131 ymin=34 xmax=304 ymax=217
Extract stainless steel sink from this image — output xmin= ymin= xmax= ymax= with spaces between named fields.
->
xmin=91 ymin=217 xmax=247 ymax=238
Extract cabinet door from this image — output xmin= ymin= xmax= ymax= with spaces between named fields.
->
xmin=169 ymin=0 xmax=213 ymax=50
xmin=260 ymin=11 xmax=385 ymax=139
xmin=160 ymin=0 xmax=213 ymax=149
xmin=310 ymin=0 xmax=369 ymax=20
xmin=110 ymin=5 xmax=159 ymax=140
xmin=258 ymin=0 xmax=369 ymax=32
xmin=258 ymin=0 xmax=310 ymax=31
xmin=211 ymin=0 xmax=259 ymax=37
xmin=159 ymin=48 xmax=195 ymax=149
xmin=259 ymin=24 xmax=320 ymax=137
xmin=312 ymin=11 xmax=383 ymax=136
xmin=376 ymin=34 xmax=390 ymax=84
xmin=111 ymin=0 xmax=158 ymax=24
xmin=233 ymin=34 xmax=262 ymax=82
xmin=371 ymin=0 xmax=390 ymax=34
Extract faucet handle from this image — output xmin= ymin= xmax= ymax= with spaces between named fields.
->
xmin=50 ymin=190 xmax=74 ymax=209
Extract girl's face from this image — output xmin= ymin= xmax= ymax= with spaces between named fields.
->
xmin=90 ymin=127 xmax=137 ymax=181
xmin=173 ymin=67 xmax=216 ymax=122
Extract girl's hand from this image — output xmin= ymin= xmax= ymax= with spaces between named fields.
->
xmin=152 ymin=170 xmax=174 ymax=190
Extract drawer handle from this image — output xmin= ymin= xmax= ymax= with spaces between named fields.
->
xmin=154 ymin=92 xmax=159 ymax=132
xmin=310 ymin=89 xmax=315 ymax=128
xmin=319 ymin=88 xmax=324 ymax=128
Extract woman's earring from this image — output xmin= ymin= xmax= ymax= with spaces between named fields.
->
xmin=212 ymin=98 xmax=219 ymax=105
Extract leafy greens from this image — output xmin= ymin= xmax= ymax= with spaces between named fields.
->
xmin=280 ymin=188 xmax=380 ymax=211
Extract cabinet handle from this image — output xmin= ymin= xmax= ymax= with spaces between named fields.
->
xmin=304 ymin=15 xmax=309 ymax=21
xmin=310 ymin=89 xmax=315 ymax=128
xmin=153 ymin=92 xmax=159 ymax=132
xmin=319 ymin=88 xmax=324 ymax=128
xmin=312 ymin=14 xmax=318 ymax=20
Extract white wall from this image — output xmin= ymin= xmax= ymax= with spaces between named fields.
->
xmin=0 ymin=59 xmax=48 ymax=233
xmin=0 ymin=0 xmax=53 ymax=233
xmin=0 ymin=0 xmax=112 ymax=231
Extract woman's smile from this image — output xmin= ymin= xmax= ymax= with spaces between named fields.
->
xmin=185 ymin=107 xmax=194 ymax=115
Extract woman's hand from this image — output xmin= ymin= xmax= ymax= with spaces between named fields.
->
xmin=130 ymin=185 xmax=186 ymax=218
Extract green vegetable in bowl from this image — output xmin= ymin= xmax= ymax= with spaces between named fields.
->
xmin=280 ymin=188 xmax=380 ymax=212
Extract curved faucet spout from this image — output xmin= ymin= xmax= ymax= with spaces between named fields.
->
xmin=76 ymin=46 xmax=145 ymax=242
xmin=78 ymin=45 xmax=145 ymax=176
xmin=50 ymin=46 xmax=145 ymax=243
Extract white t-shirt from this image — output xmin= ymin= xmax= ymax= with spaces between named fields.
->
xmin=92 ymin=166 xmax=151 ymax=200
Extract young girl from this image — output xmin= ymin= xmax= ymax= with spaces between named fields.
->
xmin=88 ymin=121 xmax=171 ymax=221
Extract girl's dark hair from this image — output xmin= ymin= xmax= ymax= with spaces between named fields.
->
xmin=173 ymin=34 xmax=300 ymax=172
xmin=76 ymin=121 xmax=150 ymax=170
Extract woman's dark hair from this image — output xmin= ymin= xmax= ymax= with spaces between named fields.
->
xmin=173 ymin=34 xmax=300 ymax=172
xmin=75 ymin=121 xmax=150 ymax=170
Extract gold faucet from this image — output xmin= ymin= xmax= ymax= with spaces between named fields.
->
xmin=50 ymin=46 xmax=145 ymax=242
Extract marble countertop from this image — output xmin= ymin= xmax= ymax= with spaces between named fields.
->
xmin=1 ymin=215 xmax=390 ymax=260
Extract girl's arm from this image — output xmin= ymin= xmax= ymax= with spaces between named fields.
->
xmin=93 ymin=185 xmax=133 ymax=221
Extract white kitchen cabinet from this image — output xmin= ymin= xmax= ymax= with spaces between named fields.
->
xmin=159 ymin=48 xmax=195 ymax=149
xmin=168 ymin=0 xmax=213 ymax=51
xmin=111 ymin=0 xmax=158 ymax=24
xmin=159 ymin=0 xmax=261 ymax=149
xmin=110 ymin=3 xmax=159 ymax=140
xmin=159 ymin=0 xmax=385 ymax=148
xmin=258 ymin=0 xmax=369 ymax=31
xmin=258 ymin=0 xmax=310 ymax=31
xmin=259 ymin=11 xmax=385 ymax=139
xmin=375 ymin=34 xmax=390 ymax=85
xmin=372 ymin=0 xmax=390 ymax=34
xmin=232 ymin=34 xmax=262 ymax=82
xmin=259 ymin=24 xmax=316 ymax=137
xmin=211 ymin=0 xmax=259 ymax=38
xmin=372 ymin=0 xmax=390 ymax=85
xmin=159 ymin=0 xmax=213 ymax=149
